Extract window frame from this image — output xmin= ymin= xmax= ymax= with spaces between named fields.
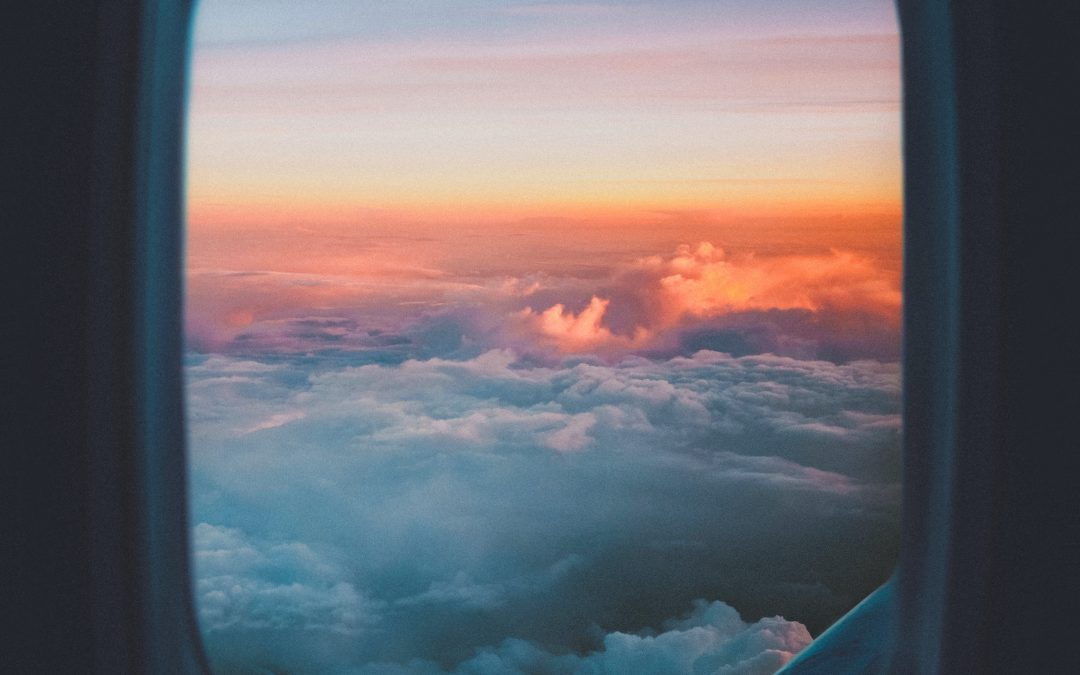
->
xmin=9 ymin=0 xmax=1073 ymax=672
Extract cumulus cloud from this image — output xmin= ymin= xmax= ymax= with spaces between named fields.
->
xmin=338 ymin=600 xmax=809 ymax=675
xmin=517 ymin=296 xmax=651 ymax=353
xmin=194 ymin=523 xmax=383 ymax=636
xmin=186 ymin=241 xmax=900 ymax=363
xmin=187 ymin=348 xmax=900 ymax=673
xmin=432 ymin=600 xmax=809 ymax=675
xmin=656 ymin=243 xmax=900 ymax=318
xmin=512 ymin=243 xmax=899 ymax=359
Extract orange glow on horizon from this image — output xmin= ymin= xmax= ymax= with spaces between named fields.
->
xmin=184 ymin=1 xmax=902 ymax=359
xmin=186 ymin=201 xmax=902 ymax=285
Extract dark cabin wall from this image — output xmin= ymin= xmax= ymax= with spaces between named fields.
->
xmin=3 ymin=2 xmax=206 ymax=673
xmin=895 ymin=1 xmax=1078 ymax=672
xmin=6 ymin=2 xmax=138 ymax=671
xmin=3 ymin=1 xmax=1076 ymax=674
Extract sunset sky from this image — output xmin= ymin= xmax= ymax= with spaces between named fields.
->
xmin=187 ymin=0 xmax=901 ymax=358
xmin=189 ymin=1 xmax=899 ymax=220
xmin=185 ymin=2 xmax=902 ymax=673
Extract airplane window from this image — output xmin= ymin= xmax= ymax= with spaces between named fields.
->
xmin=184 ymin=1 xmax=901 ymax=673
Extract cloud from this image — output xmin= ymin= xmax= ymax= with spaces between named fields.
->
xmin=354 ymin=599 xmax=809 ymax=675
xmin=187 ymin=348 xmax=900 ymax=673
xmin=452 ymin=600 xmax=810 ymax=675
xmin=193 ymin=523 xmax=383 ymax=636
xmin=512 ymin=243 xmax=900 ymax=359
xmin=517 ymin=296 xmax=651 ymax=353
xmin=395 ymin=554 xmax=586 ymax=612
xmin=243 ymin=410 xmax=307 ymax=434
xmin=186 ymin=242 xmax=899 ymax=364
xmin=656 ymin=243 xmax=900 ymax=318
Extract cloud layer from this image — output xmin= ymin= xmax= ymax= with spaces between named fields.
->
xmin=187 ymin=348 xmax=900 ymax=673
xmin=187 ymin=242 xmax=901 ymax=364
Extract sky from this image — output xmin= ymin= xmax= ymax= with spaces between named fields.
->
xmin=185 ymin=1 xmax=901 ymax=673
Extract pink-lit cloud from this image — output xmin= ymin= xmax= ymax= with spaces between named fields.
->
xmin=185 ymin=240 xmax=900 ymax=362
xmin=512 ymin=242 xmax=900 ymax=356
xmin=657 ymin=243 xmax=900 ymax=316
xmin=517 ymin=296 xmax=651 ymax=352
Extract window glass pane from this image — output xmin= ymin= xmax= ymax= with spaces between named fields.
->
xmin=185 ymin=2 xmax=901 ymax=673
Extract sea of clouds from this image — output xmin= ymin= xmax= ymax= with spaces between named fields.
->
xmin=187 ymin=342 xmax=900 ymax=673
xmin=185 ymin=239 xmax=901 ymax=673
